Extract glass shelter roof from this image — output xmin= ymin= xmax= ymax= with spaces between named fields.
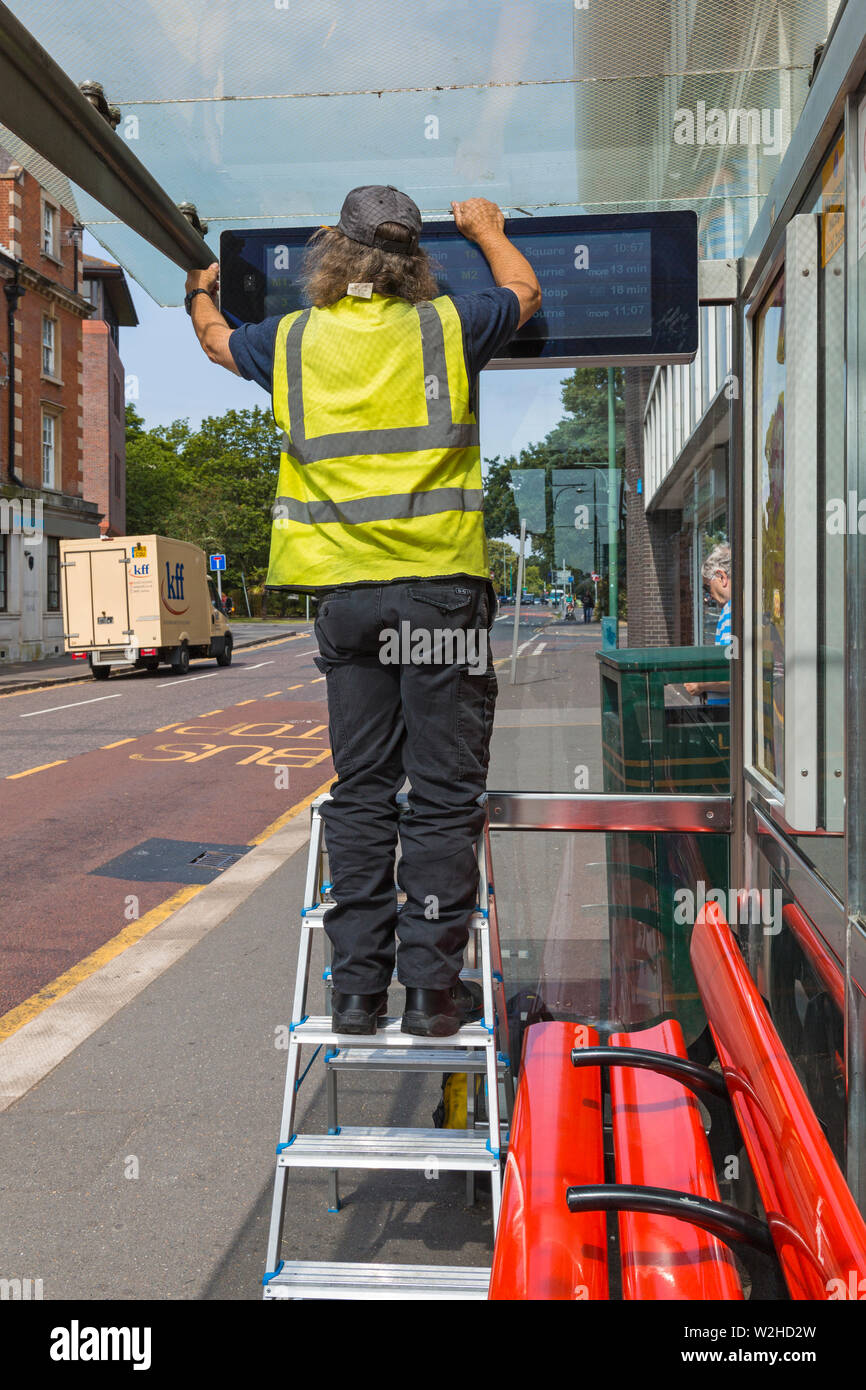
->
xmin=0 ymin=0 xmax=843 ymax=304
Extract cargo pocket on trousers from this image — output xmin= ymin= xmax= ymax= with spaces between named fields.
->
xmin=314 ymin=654 xmax=355 ymax=775
xmin=456 ymin=667 xmax=498 ymax=782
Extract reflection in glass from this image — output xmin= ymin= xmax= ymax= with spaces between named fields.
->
xmin=754 ymin=274 xmax=786 ymax=787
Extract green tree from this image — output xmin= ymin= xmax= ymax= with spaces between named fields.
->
xmin=482 ymin=455 xmax=520 ymax=539
xmin=125 ymin=405 xmax=282 ymax=594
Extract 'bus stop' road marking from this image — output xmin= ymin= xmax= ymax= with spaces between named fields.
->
xmin=19 ymin=693 xmax=122 ymax=717
xmin=0 ymin=774 xmax=335 ymax=1110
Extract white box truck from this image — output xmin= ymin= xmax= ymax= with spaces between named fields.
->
xmin=60 ymin=535 xmax=233 ymax=679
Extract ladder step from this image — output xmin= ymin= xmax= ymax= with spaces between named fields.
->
xmin=325 ymin=1046 xmax=501 ymax=1072
xmin=277 ymin=1126 xmax=501 ymax=1170
xmin=264 ymin=1260 xmax=491 ymax=1300
xmin=294 ymin=1017 xmax=494 ymax=1047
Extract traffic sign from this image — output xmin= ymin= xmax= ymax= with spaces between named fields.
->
xmin=591 ymin=572 xmax=601 ymax=582
xmin=209 ymin=554 xmax=226 ymax=572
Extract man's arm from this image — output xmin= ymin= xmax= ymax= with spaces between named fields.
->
xmin=450 ymin=198 xmax=542 ymax=328
xmin=185 ymin=262 xmax=240 ymax=375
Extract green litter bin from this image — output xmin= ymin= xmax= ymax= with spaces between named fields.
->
xmin=596 ymin=646 xmax=731 ymax=1044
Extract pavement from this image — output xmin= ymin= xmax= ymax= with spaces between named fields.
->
xmin=0 ymin=621 xmax=308 ymax=694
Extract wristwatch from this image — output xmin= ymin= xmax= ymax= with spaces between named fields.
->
xmin=184 ymin=288 xmax=212 ymax=315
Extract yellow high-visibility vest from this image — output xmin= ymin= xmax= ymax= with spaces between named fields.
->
xmin=266 ymin=292 xmax=489 ymax=589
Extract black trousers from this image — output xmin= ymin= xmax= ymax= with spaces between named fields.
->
xmin=312 ymin=576 xmax=498 ymax=992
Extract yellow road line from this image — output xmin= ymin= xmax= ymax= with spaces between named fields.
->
xmin=6 ymin=759 xmax=68 ymax=779
xmin=264 ymin=690 xmax=282 ymax=697
xmin=0 ymin=678 xmax=91 ymax=702
xmin=0 ymin=772 xmax=335 ymax=1044
xmin=311 ymin=676 xmax=326 ymax=684
xmin=199 ymin=709 xmax=223 ymax=717
xmin=248 ymin=773 xmax=334 ymax=845
xmin=286 ymin=684 xmax=303 ymax=691
xmin=235 ymin=699 xmax=256 ymax=706
xmin=155 ymin=722 xmax=181 ymax=732
xmin=0 ymin=883 xmax=202 ymax=1044
xmin=100 ymin=738 xmax=137 ymax=750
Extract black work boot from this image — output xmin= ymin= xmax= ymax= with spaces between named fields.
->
xmin=331 ymin=989 xmax=389 ymax=1035
xmin=401 ymin=979 xmax=484 ymax=1037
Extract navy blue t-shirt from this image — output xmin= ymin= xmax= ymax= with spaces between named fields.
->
xmin=228 ymin=287 xmax=520 ymax=397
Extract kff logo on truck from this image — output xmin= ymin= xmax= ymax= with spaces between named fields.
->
xmin=160 ymin=561 xmax=189 ymax=615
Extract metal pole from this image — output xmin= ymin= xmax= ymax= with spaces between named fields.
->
xmin=510 ymin=519 xmax=527 ymax=685
xmin=216 ymin=567 xmax=222 ymax=603
xmin=240 ymin=568 xmax=252 ymax=618
xmin=607 ymin=367 xmax=618 ymax=645
xmin=305 ymin=595 xmax=310 ymax=622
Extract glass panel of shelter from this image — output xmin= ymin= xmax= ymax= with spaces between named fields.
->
xmin=477 ymin=360 xmax=733 ymax=1103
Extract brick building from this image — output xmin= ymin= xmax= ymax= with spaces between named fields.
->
xmin=81 ymin=254 xmax=137 ymax=538
xmin=0 ymin=148 xmax=135 ymax=662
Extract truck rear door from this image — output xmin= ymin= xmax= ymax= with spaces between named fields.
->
xmin=65 ymin=546 xmax=132 ymax=648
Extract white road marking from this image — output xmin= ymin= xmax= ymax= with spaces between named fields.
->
xmin=156 ymin=672 xmax=219 ymax=688
xmin=19 ymin=694 xmax=122 ymax=718
xmin=243 ymin=661 xmax=275 ymax=670
xmin=291 ymin=648 xmax=319 ymax=657
xmin=533 ymin=642 xmax=547 ymax=654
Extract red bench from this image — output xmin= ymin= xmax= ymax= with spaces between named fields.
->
xmin=690 ymin=901 xmax=866 ymax=1299
xmin=489 ymin=1018 xmax=751 ymax=1299
xmin=607 ymin=1019 xmax=742 ymax=1300
xmin=489 ymin=901 xmax=866 ymax=1300
xmin=488 ymin=1022 xmax=607 ymax=1300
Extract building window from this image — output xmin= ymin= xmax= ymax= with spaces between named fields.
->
xmin=42 ymin=202 xmax=57 ymax=258
xmin=0 ymin=534 xmax=6 ymax=612
xmin=42 ymin=411 xmax=56 ymax=489
xmin=46 ymin=536 xmax=60 ymax=611
xmin=42 ymin=316 xmax=56 ymax=376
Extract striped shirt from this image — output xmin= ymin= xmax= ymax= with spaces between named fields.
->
xmin=707 ymin=600 xmax=731 ymax=706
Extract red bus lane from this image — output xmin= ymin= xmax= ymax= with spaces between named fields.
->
xmin=0 ymin=697 xmax=333 ymax=1019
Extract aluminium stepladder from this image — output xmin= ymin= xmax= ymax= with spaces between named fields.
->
xmin=262 ymin=792 xmax=514 ymax=1300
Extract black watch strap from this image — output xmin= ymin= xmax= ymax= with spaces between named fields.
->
xmin=185 ymin=288 xmax=212 ymax=315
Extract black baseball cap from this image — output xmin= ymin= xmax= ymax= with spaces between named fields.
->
xmin=337 ymin=185 xmax=422 ymax=254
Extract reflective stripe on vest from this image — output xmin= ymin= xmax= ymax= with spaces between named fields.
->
xmin=273 ymin=486 xmax=484 ymax=527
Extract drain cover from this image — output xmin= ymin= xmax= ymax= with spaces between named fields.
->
xmin=189 ymin=848 xmax=245 ymax=870
xmin=92 ymin=838 xmax=250 ymax=884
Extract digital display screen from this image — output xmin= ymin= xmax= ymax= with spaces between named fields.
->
xmin=431 ymin=230 xmax=652 ymax=339
xmin=220 ymin=211 xmax=697 ymax=367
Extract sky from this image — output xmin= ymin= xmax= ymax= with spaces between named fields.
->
xmin=104 ymin=229 xmax=574 ymax=470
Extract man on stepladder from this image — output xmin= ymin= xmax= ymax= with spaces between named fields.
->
xmin=186 ymin=187 xmax=541 ymax=1036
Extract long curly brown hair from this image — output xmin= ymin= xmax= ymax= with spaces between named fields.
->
xmin=300 ymin=222 xmax=441 ymax=307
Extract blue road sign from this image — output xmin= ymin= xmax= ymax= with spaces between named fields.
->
xmin=209 ymin=554 xmax=226 ymax=572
